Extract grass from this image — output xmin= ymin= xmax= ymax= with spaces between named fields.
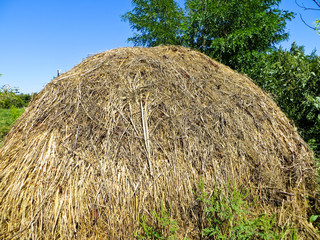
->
xmin=0 ymin=107 xmax=24 ymax=145
xmin=135 ymin=202 xmax=180 ymax=240
xmin=136 ymin=180 xmax=297 ymax=239
xmin=196 ymin=181 xmax=290 ymax=240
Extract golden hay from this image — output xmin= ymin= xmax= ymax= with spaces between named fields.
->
xmin=0 ymin=46 xmax=319 ymax=239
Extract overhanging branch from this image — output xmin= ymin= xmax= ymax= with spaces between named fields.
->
xmin=313 ymin=0 xmax=320 ymax=8
xmin=295 ymin=0 xmax=319 ymax=31
xmin=300 ymin=14 xmax=317 ymax=30
xmin=295 ymin=0 xmax=320 ymax=10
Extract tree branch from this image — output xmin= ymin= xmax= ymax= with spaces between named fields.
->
xmin=295 ymin=0 xmax=319 ymax=31
xmin=300 ymin=14 xmax=317 ymax=30
xmin=313 ymin=0 xmax=320 ymax=8
xmin=295 ymin=0 xmax=320 ymax=10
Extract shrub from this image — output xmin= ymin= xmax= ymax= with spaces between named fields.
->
xmin=0 ymin=85 xmax=34 ymax=109
xmin=135 ymin=202 xmax=179 ymax=240
xmin=248 ymin=43 xmax=320 ymax=158
xmin=137 ymin=181 xmax=294 ymax=239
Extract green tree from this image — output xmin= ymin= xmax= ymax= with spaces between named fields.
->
xmin=122 ymin=0 xmax=294 ymax=71
xmin=185 ymin=0 xmax=294 ymax=71
xmin=122 ymin=0 xmax=185 ymax=46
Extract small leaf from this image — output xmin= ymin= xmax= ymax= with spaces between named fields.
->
xmin=310 ymin=215 xmax=319 ymax=223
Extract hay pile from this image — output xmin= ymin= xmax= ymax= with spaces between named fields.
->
xmin=0 ymin=46 xmax=318 ymax=239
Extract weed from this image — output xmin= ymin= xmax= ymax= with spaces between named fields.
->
xmin=135 ymin=202 xmax=179 ymax=240
xmin=196 ymin=180 xmax=294 ymax=240
xmin=310 ymin=215 xmax=320 ymax=234
xmin=137 ymin=180 xmax=297 ymax=239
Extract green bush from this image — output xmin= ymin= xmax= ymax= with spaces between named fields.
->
xmin=195 ymin=181 xmax=291 ymax=240
xmin=248 ymin=43 xmax=320 ymax=158
xmin=137 ymin=181 xmax=293 ymax=239
xmin=201 ymin=190 xmax=285 ymax=239
xmin=0 ymin=85 xmax=34 ymax=109
xmin=135 ymin=202 xmax=179 ymax=240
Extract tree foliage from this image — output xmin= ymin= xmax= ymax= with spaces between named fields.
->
xmin=122 ymin=0 xmax=294 ymax=71
xmin=249 ymin=43 xmax=320 ymax=156
xmin=122 ymin=0 xmax=185 ymax=46
xmin=184 ymin=0 xmax=293 ymax=71
xmin=0 ymin=85 xmax=34 ymax=109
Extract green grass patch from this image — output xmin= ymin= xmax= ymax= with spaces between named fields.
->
xmin=0 ymin=107 xmax=24 ymax=144
xmin=136 ymin=180 xmax=297 ymax=239
xmin=197 ymin=182 xmax=290 ymax=240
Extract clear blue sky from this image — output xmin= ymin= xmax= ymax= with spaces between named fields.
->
xmin=0 ymin=0 xmax=319 ymax=94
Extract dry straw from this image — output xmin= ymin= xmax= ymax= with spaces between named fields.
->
xmin=0 ymin=46 xmax=319 ymax=239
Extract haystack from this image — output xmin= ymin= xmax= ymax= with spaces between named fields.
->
xmin=0 ymin=46 xmax=318 ymax=239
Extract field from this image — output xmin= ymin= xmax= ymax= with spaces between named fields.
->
xmin=0 ymin=107 xmax=24 ymax=145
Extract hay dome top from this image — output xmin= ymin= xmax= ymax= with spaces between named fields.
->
xmin=0 ymin=46 xmax=318 ymax=239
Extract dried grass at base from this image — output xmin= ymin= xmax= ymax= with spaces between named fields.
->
xmin=0 ymin=45 xmax=319 ymax=239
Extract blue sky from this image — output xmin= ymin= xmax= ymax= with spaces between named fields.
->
xmin=0 ymin=0 xmax=319 ymax=94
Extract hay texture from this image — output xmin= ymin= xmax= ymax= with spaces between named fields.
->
xmin=0 ymin=46 xmax=318 ymax=239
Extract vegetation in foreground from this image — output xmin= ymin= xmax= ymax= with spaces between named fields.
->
xmin=136 ymin=181 xmax=297 ymax=240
